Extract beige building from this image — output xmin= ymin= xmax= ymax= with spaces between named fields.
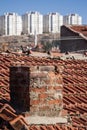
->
xmin=43 ymin=12 xmax=63 ymax=33
xmin=0 ymin=13 xmax=22 ymax=36
xmin=63 ymin=14 xmax=82 ymax=25
xmin=22 ymin=11 xmax=43 ymax=35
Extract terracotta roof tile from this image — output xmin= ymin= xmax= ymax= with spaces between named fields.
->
xmin=71 ymin=25 xmax=87 ymax=37
xmin=0 ymin=53 xmax=87 ymax=129
xmin=9 ymin=115 xmax=29 ymax=130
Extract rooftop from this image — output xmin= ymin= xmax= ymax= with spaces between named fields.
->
xmin=70 ymin=25 xmax=87 ymax=37
xmin=0 ymin=53 xmax=87 ymax=129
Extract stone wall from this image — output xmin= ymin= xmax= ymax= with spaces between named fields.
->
xmin=10 ymin=65 xmax=63 ymax=117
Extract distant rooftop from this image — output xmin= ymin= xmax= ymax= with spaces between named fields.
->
xmin=70 ymin=25 xmax=87 ymax=37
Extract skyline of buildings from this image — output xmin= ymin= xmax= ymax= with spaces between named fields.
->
xmin=0 ymin=11 xmax=82 ymax=36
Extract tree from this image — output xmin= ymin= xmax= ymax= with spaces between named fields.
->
xmin=41 ymin=41 xmax=52 ymax=52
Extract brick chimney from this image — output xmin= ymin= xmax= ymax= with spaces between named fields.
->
xmin=10 ymin=65 xmax=67 ymax=124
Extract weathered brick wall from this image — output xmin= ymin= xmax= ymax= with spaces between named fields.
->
xmin=10 ymin=65 xmax=63 ymax=117
xmin=10 ymin=66 xmax=30 ymax=111
xmin=29 ymin=66 xmax=63 ymax=116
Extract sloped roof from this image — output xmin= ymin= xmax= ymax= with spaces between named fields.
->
xmin=70 ymin=25 xmax=87 ymax=37
xmin=0 ymin=53 xmax=87 ymax=129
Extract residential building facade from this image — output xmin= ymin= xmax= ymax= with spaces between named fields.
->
xmin=63 ymin=14 xmax=82 ymax=25
xmin=0 ymin=12 xmax=83 ymax=36
xmin=22 ymin=11 xmax=43 ymax=35
xmin=0 ymin=13 xmax=22 ymax=36
xmin=43 ymin=12 xmax=63 ymax=33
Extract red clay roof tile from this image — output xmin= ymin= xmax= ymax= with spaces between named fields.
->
xmin=0 ymin=53 xmax=87 ymax=129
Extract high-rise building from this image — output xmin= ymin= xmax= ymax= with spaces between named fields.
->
xmin=43 ymin=12 xmax=63 ymax=33
xmin=22 ymin=11 xmax=43 ymax=35
xmin=0 ymin=15 xmax=5 ymax=35
xmin=63 ymin=14 xmax=82 ymax=25
xmin=0 ymin=13 xmax=22 ymax=36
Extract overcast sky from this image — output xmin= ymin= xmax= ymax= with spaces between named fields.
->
xmin=0 ymin=0 xmax=87 ymax=24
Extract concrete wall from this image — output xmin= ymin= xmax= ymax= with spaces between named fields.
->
xmin=60 ymin=25 xmax=87 ymax=52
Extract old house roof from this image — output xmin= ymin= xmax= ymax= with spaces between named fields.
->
xmin=0 ymin=53 xmax=87 ymax=129
xmin=70 ymin=25 xmax=87 ymax=37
